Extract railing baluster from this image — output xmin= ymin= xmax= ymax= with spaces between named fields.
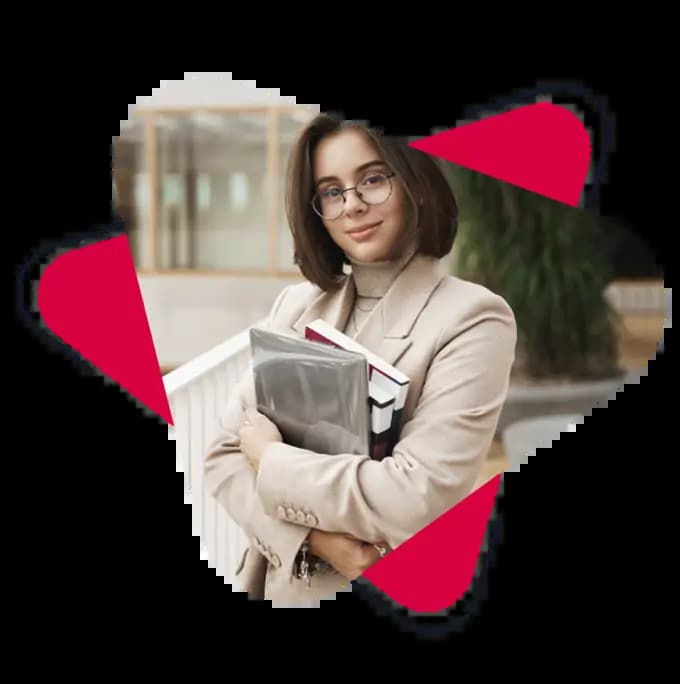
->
xmin=213 ymin=362 xmax=231 ymax=580
xmin=189 ymin=383 xmax=206 ymax=550
xmin=202 ymin=374 xmax=218 ymax=570
xmin=173 ymin=392 xmax=191 ymax=501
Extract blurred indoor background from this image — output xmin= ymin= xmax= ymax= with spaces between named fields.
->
xmin=115 ymin=78 xmax=666 ymax=377
xmin=119 ymin=77 xmax=669 ymax=581
xmin=115 ymin=76 xmax=668 ymax=485
xmin=115 ymin=78 xmax=320 ymax=369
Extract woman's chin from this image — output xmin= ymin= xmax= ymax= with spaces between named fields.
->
xmin=345 ymin=243 xmax=390 ymax=264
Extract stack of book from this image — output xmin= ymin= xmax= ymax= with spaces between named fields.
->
xmin=249 ymin=319 xmax=410 ymax=460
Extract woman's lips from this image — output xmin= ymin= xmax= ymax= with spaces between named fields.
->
xmin=347 ymin=222 xmax=381 ymax=242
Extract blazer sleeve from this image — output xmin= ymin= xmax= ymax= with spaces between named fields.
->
xmin=254 ymin=294 xmax=517 ymax=551
xmin=203 ymin=286 xmax=310 ymax=577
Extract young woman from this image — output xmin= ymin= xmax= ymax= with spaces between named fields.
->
xmin=204 ymin=113 xmax=517 ymax=607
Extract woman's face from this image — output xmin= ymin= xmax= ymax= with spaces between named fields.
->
xmin=312 ymin=128 xmax=413 ymax=263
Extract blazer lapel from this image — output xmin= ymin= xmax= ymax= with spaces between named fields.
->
xmin=357 ymin=325 xmax=413 ymax=369
xmin=355 ymin=254 xmax=448 ymax=368
xmin=380 ymin=254 xmax=448 ymax=338
xmin=291 ymin=275 xmax=356 ymax=336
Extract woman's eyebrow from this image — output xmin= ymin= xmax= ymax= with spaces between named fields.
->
xmin=316 ymin=160 xmax=387 ymax=186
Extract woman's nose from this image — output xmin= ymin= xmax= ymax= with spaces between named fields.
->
xmin=343 ymin=188 xmax=367 ymax=215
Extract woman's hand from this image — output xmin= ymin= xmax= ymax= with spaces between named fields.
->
xmin=238 ymin=407 xmax=283 ymax=471
xmin=308 ymin=529 xmax=389 ymax=581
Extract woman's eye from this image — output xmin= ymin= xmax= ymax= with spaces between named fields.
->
xmin=362 ymin=174 xmax=384 ymax=185
xmin=322 ymin=188 xmax=341 ymax=198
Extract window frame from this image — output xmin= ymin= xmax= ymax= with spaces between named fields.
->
xmin=121 ymin=105 xmax=311 ymax=279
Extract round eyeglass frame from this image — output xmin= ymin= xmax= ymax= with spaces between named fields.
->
xmin=311 ymin=171 xmax=396 ymax=220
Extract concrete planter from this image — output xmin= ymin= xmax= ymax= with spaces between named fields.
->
xmin=496 ymin=370 xmax=637 ymax=438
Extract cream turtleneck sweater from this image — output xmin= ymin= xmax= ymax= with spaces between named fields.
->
xmin=343 ymin=242 xmax=418 ymax=338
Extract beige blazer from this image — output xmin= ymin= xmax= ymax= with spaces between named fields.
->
xmin=204 ymin=254 xmax=517 ymax=606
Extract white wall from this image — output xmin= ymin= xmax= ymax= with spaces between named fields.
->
xmin=139 ymin=273 xmax=304 ymax=369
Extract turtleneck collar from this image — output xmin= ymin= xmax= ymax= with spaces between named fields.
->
xmin=346 ymin=240 xmax=419 ymax=298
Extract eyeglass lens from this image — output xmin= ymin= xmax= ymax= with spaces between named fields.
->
xmin=313 ymin=172 xmax=392 ymax=219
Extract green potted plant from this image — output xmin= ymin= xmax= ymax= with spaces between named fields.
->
xmin=438 ymin=162 xmax=630 ymax=440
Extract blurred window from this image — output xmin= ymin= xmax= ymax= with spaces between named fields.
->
xmin=114 ymin=106 xmax=317 ymax=274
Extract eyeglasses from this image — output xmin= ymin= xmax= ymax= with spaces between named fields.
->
xmin=311 ymin=171 xmax=395 ymax=220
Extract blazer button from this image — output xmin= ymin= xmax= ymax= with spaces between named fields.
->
xmin=306 ymin=513 xmax=318 ymax=526
xmin=277 ymin=505 xmax=286 ymax=519
xmin=296 ymin=511 xmax=306 ymax=523
xmin=286 ymin=507 xmax=296 ymax=521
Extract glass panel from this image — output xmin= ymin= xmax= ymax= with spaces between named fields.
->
xmin=155 ymin=112 xmax=270 ymax=270
xmin=113 ymin=116 xmax=147 ymax=269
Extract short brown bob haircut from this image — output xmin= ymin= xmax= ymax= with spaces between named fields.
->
xmin=285 ymin=112 xmax=459 ymax=292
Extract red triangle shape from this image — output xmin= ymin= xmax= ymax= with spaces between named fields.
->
xmin=37 ymin=235 xmax=173 ymax=425
xmin=409 ymin=102 xmax=591 ymax=206
xmin=362 ymin=474 xmax=502 ymax=612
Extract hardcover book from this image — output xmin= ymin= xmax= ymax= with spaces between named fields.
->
xmin=304 ymin=318 xmax=411 ymax=459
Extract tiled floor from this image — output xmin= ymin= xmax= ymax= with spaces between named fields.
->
xmin=475 ymin=313 xmax=666 ymax=488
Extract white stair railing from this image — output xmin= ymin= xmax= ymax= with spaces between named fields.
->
xmin=164 ymin=319 xmax=267 ymax=586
